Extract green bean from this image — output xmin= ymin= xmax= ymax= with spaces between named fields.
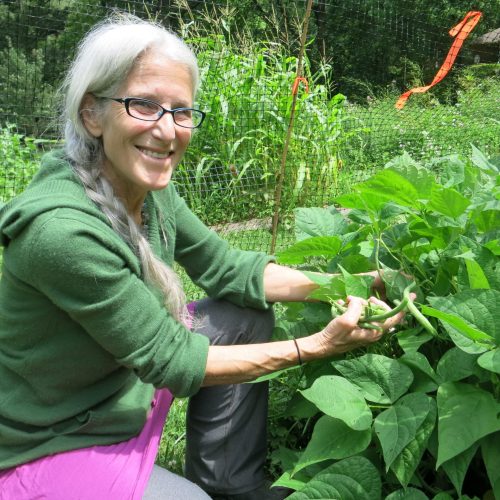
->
xmin=359 ymin=322 xmax=383 ymax=331
xmin=406 ymin=298 xmax=438 ymax=336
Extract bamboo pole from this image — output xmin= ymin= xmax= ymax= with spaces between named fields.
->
xmin=270 ymin=0 xmax=314 ymax=254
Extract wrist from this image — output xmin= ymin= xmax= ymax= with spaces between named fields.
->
xmin=294 ymin=333 xmax=329 ymax=363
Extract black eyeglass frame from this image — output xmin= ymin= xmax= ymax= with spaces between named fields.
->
xmin=104 ymin=97 xmax=206 ymax=129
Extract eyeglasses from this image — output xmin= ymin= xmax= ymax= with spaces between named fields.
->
xmin=103 ymin=97 xmax=206 ymax=129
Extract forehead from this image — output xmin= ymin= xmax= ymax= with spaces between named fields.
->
xmin=123 ymin=50 xmax=194 ymax=100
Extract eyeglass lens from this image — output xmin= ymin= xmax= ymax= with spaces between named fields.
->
xmin=127 ymin=99 xmax=203 ymax=127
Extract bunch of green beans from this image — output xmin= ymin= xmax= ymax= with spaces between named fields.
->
xmin=330 ymin=283 xmax=437 ymax=335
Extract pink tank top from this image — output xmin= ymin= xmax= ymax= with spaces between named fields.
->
xmin=0 ymin=388 xmax=173 ymax=500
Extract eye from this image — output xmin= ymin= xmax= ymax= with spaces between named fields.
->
xmin=129 ymin=99 xmax=161 ymax=115
xmin=175 ymin=109 xmax=192 ymax=119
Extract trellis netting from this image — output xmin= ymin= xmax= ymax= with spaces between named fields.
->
xmin=1 ymin=1 xmax=499 ymax=276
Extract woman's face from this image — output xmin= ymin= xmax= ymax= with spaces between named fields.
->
xmin=86 ymin=50 xmax=194 ymax=210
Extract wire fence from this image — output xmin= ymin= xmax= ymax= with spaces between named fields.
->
xmin=1 ymin=1 xmax=499 ymax=279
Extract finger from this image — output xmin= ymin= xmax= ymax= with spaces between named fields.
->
xmin=358 ymin=324 xmax=385 ymax=342
xmin=346 ymin=295 xmax=368 ymax=307
xmin=340 ymin=296 xmax=366 ymax=326
xmin=381 ymin=309 xmax=407 ymax=331
xmin=367 ymin=296 xmax=392 ymax=311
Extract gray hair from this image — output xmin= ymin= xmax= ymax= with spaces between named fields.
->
xmin=60 ymin=13 xmax=198 ymax=323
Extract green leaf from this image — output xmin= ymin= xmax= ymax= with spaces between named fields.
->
xmin=294 ymin=207 xmax=349 ymax=240
xmin=339 ymin=266 xmax=373 ymax=299
xmin=346 ymin=207 xmax=372 ymax=224
xmin=283 ymin=392 xmax=319 ymax=419
xmin=290 ymin=456 xmax=381 ymax=500
xmin=399 ymin=352 xmax=440 ymax=393
xmin=436 ymin=347 xmax=483 ymax=382
xmin=335 ymin=192 xmax=372 ymax=211
xmin=385 ymin=153 xmax=435 ymax=200
xmin=396 ymin=327 xmax=433 ymax=354
xmin=299 ymin=302 xmax=332 ymax=324
xmin=337 ymin=254 xmax=373 ymax=274
xmin=428 ymin=186 xmax=470 ymax=218
xmin=481 ymin=432 xmax=500 ymax=500
xmin=472 ymin=208 xmax=500 ymax=233
xmin=436 ymin=382 xmax=500 ymax=467
xmin=273 ymin=471 xmax=307 ymax=490
xmin=300 ymin=271 xmax=331 ymax=286
xmin=356 ymin=170 xmax=422 ymax=209
xmin=463 ymin=259 xmax=491 ymax=289
xmin=384 ymin=151 xmax=421 ymax=171
xmin=471 ymin=144 xmax=498 ymax=173
xmin=448 ymin=237 xmax=500 ymax=291
xmin=272 ymin=471 xmax=306 ymax=492
xmin=436 ymin=155 xmax=466 ymax=188
xmin=334 ymin=354 xmax=414 ymax=404
xmin=374 ymin=393 xmax=433 ymax=471
xmin=271 ymin=446 xmax=302 ymax=474
xmin=381 ymin=269 xmax=416 ymax=304
xmin=292 ymin=416 xmax=372 ymax=475
xmin=431 ymin=494 xmax=454 ymax=500
xmin=276 ymin=236 xmax=342 ymax=264
xmin=422 ymin=301 xmax=496 ymax=347
xmin=477 ymin=348 xmax=500 ymax=374
xmin=441 ymin=442 xmax=480 ymax=497
xmin=300 ymin=375 xmax=372 ymax=430
xmin=307 ymin=276 xmax=346 ymax=303
xmin=484 ymin=239 xmax=500 ymax=256
xmin=385 ymin=487 xmax=429 ymax=500
xmin=380 ymin=202 xmax=413 ymax=220
xmin=390 ymin=398 xmax=437 ymax=487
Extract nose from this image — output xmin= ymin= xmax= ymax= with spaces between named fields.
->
xmin=152 ymin=111 xmax=176 ymax=142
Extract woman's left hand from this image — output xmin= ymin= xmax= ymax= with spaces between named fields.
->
xmin=363 ymin=270 xmax=386 ymax=299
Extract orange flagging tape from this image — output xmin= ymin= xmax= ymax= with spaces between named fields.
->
xmin=395 ymin=11 xmax=482 ymax=109
xmin=292 ymin=76 xmax=309 ymax=96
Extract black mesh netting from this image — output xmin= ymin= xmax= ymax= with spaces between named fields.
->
xmin=1 ymin=1 xmax=499 ymax=285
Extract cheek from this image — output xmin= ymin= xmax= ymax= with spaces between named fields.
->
xmin=105 ymin=117 xmax=151 ymax=145
xmin=178 ymin=130 xmax=192 ymax=151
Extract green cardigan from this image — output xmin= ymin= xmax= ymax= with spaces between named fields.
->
xmin=0 ymin=150 xmax=273 ymax=470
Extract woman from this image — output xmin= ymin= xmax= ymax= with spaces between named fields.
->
xmin=0 ymin=14 xmax=407 ymax=500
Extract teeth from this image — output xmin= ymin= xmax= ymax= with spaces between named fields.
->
xmin=139 ymin=147 xmax=171 ymax=159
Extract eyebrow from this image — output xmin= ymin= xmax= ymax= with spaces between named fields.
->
xmin=127 ymin=93 xmax=192 ymax=108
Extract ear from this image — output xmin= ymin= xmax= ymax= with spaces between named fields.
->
xmin=80 ymin=94 xmax=103 ymax=138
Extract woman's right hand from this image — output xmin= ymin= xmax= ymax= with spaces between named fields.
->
xmin=312 ymin=295 xmax=408 ymax=357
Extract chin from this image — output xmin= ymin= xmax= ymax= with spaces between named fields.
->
xmin=147 ymin=176 xmax=173 ymax=192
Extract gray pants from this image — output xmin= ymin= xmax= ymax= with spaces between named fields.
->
xmin=185 ymin=298 xmax=275 ymax=496
xmin=143 ymin=465 xmax=211 ymax=499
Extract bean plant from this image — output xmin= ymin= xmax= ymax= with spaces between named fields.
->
xmin=268 ymin=147 xmax=500 ymax=499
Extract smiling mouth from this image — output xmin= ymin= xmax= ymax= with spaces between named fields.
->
xmin=137 ymin=147 xmax=173 ymax=160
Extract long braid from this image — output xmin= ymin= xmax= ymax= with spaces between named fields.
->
xmin=72 ymin=161 xmax=188 ymax=324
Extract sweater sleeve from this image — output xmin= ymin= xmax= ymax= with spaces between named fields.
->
xmin=171 ymin=191 xmax=275 ymax=309
xmin=20 ymin=212 xmax=209 ymax=398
